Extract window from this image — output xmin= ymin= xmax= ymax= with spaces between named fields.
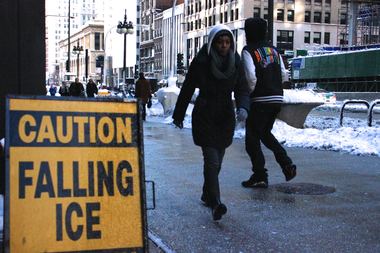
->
xmin=235 ymin=8 xmax=239 ymax=20
xmin=254 ymin=7 xmax=261 ymax=18
xmin=305 ymin=11 xmax=311 ymax=22
xmin=277 ymin=30 xmax=294 ymax=50
xmin=263 ymin=8 xmax=268 ymax=20
xmin=224 ymin=11 xmax=228 ymax=22
xmin=313 ymin=32 xmax=321 ymax=44
xmin=304 ymin=31 xmax=310 ymax=43
xmin=314 ymin=12 xmax=321 ymax=23
xmin=325 ymin=0 xmax=331 ymax=5
xmin=287 ymin=10 xmax=294 ymax=22
xmin=209 ymin=16 xmax=212 ymax=26
xmin=340 ymin=13 xmax=347 ymax=25
xmin=220 ymin=13 xmax=223 ymax=23
xmin=325 ymin=12 xmax=330 ymax=23
xmin=339 ymin=33 xmax=348 ymax=45
xmin=305 ymin=0 xmax=311 ymax=4
xmin=324 ymin=32 xmax=330 ymax=44
xmin=231 ymin=10 xmax=234 ymax=21
xmin=277 ymin=9 xmax=284 ymax=21
xmin=314 ymin=0 xmax=321 ymax=4
xmin=95 ymin=32 xmax=100 ymax=50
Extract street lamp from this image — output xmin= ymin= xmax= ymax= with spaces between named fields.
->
xmin=73 ymin=41 xmax=83 ymax=78
xmin=117 ymin=9 xmax=134 ymax=97
xmin=169 ymin=0 xmax=177 ymax=83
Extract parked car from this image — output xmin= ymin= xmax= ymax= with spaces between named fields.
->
xmin=311 ymin=88 xmax=337 ymax=104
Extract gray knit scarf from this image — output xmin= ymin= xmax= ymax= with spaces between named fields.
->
xmin=210 ymin=48 xmax=236 ymax=80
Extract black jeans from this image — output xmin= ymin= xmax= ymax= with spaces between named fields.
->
xmin=245 ymin=103 xmax=292 ymax=177
xmin=201 ymin=146 xmax=225 ymax=207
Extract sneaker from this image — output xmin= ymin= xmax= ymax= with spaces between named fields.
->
xmin=282 ymin=164 xmax=297 ymax=181
xmin=212 ymin=203 xmax=227 ymax=221
xmin=241 ymin=174 xmax=268 ymax=188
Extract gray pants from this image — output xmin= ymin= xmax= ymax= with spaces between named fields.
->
xmin=201 ymin=146 xmax=225 ymax=207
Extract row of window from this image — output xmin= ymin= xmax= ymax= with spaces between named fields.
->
xmin=187 ymin=0 xmax=236 ymax=15
xmin=253 ymin=8 xmax=347 ymax=25
xmin=304 ymin=31 xmax=330 ymax=44
xmin=186 ymin=8 xmax=239 ymax=31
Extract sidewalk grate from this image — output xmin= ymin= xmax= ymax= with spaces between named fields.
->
xmin=275 ymin=183 xmax=336 ymax=195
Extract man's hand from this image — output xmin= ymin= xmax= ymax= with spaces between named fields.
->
xmin=236 ymin=108 xmax=248 ymax=122
xmin=173 ymin=119 xmax=183 ymax=129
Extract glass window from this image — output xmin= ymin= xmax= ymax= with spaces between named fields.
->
xmin=254 ymin=7 xmax=261 ymax=18
xmin=277 ymin=30 xmax=294 ymax=50
xmin=304 ymin=31 xmax=310 ymax=43
xmin=231 ymin=10 xmax=234 ymax=21
xmin=277 ymin=9 xmax=284 ymax=21
xmin=324 ymin=32 xmax=330 ymax=44
xmin=235 ymin=8 xmax=239 ymax=20
xmin=263 ymin=8 xmax=268 ymax=20
xmin=95 ymin=32 xmax=100 ymax=50
xmin=287 ymin=10 xmax=294 ymax=22
xmin=340 ymin=13 xmax=347 ymax=25
xmin=325 ymin=12 xmax=330 ymax=23
xmin=305 ymin=11 xmax=311 ymax=22
xmin=313 ymin=32 xmax=321 ymax=44
xmin=314 ymin=12 xmax=321 ymax=23
xmin=315 ymin=0 xmax=321 ymax=4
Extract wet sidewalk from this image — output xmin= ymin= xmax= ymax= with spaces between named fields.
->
xmin=144 ymin=120 xmax=380 ymax=253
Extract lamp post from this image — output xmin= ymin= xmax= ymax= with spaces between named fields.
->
xmin=66 ymin=0 xmax=71 ymax=80
xmin=117 ymin=9 xmax=134 ymax=97
xmin=169 ymin=0 xmax=178 ymax=82
xmin=73 ymin=41 xmax=83 ymax=78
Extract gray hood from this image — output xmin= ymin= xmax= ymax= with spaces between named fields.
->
xmin=207 ymin=24 xmax=236 ymax=55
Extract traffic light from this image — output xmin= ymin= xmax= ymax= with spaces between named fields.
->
xmin=65 ymin=60 xmax=70 ymax=72
xmin=176 ymin=53 xmax=184 ymax=74
xmin=134 ymin=64 xmax=139 ymax=79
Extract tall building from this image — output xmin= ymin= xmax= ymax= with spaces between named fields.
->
xmin=183 ymin=0 xmax=379 ymax=67
xmin=140 ymin=0 xmax=184 ymax=79
xmin=45 ymin=0 xmax=104 ymax=82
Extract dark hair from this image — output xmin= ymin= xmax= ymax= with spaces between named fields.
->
xmin=139 ymin=72 xmax=145 ymax=79
xmin=244 ymin=17 xmax=267 ymax=43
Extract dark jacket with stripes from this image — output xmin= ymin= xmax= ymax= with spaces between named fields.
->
xmin=243 ymin=42 xmax=284 ymax=104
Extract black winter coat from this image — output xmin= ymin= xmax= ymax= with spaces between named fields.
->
xmin=172 ymin=45 xmax=249 ymax=149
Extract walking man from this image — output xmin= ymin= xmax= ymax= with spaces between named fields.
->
xmin=240 ymin=18 xmax=297 ymax=188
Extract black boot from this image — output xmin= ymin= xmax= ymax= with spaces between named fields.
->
xmin=211 ymin=200 xmax=227 ymax=221
xmin=282 ymin=164 xmax=297 ymax=181
xmin=241 ymin=169 xmax=268 ymax=188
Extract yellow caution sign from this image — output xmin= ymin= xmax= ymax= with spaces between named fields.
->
xmin=5 ymin=96 xmax=147 ymax=253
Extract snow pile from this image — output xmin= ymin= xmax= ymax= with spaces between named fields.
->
xmin=283 ymin=89 xmax=324 ymax=103
xmin=148 ymin=98 xmax=380 ymax=157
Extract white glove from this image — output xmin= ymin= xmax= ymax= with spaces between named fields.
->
xmin=236 ymin=108 xmax=248 ymax=122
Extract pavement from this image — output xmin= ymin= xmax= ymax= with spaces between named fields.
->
xmin=144 ymin=120 xmax=380 ymax=253
xmin=1 ymin=118 xmax=379 ymax=253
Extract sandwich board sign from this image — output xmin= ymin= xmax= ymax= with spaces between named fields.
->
xmin=4 ymin=96 xmax=148 ymax=253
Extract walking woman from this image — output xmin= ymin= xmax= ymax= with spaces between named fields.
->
xmin=172 ymin=24 xmax=249 ymax=221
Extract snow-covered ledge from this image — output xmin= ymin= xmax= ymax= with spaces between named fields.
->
xmin=277 ymin=89 xmax=324 ymax=128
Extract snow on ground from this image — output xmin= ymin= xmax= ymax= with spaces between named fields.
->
xmin=148 ymin=98 xmax=380 ymax=157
